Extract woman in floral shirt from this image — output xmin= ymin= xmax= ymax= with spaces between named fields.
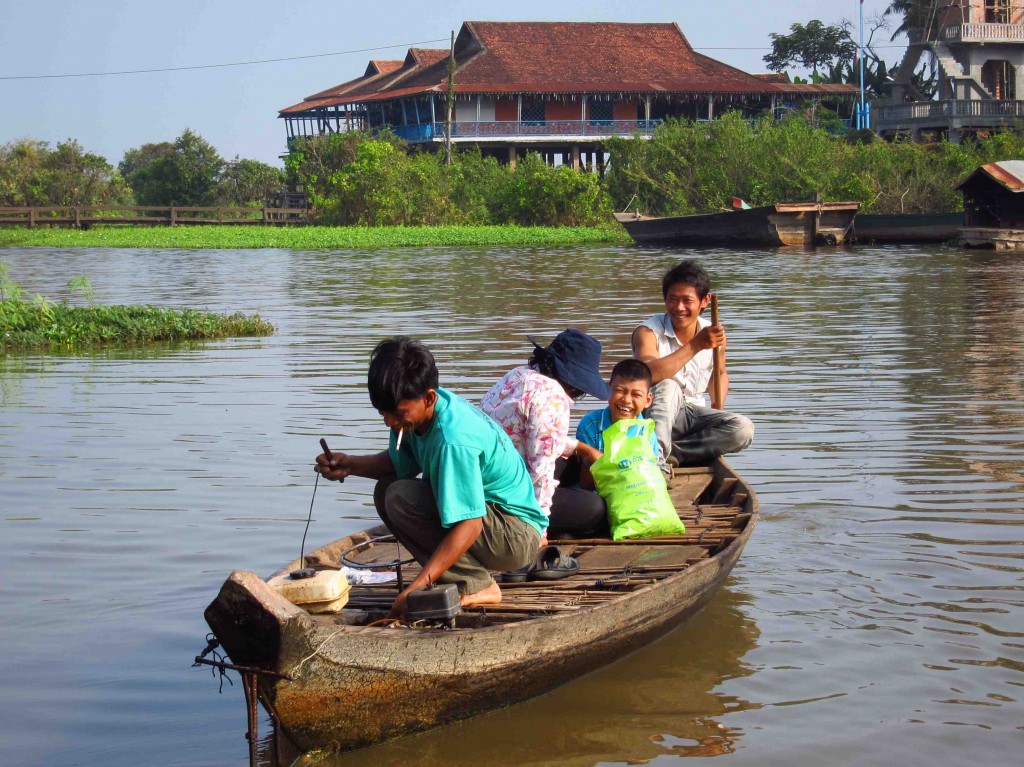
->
xmin=480 ymin=329 xmax=609 ymax=537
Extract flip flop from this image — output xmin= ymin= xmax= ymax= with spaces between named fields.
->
xmin=528 ymin=545 xmax=580 ymax=581
xmin=499 ymin=564 xmax=531 ymax=583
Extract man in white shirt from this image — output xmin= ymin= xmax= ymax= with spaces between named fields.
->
xmin=632 ymin=260 xmax=754 ymax=465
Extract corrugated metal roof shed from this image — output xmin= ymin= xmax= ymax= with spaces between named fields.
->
xmin=957 ymin=160 xmax=1024 ymax=192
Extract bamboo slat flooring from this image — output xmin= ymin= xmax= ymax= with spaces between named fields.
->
xmin=311 ymin=466 xmax=750 ymax=625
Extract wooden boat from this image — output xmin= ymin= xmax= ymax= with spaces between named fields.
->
xmin=851 ymin=212 xmax=962 ymax=244
xmin=204 ymin=459 xmax=759 ymax=754
xmin=615 ymin=201 xmax=860 ymax=247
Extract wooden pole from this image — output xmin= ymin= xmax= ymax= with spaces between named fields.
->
xmin=710 ymin=294 xmax=725 ymax=409
xmin=445 ymin=30 xmax=455 ymax=166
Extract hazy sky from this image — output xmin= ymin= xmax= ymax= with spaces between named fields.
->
xmin=0 ymin=1 xmax=898 ymax=167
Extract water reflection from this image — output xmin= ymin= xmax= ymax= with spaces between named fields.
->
xmin=301 ymin=588 xmax=757 ymax=767
xmin=1 ymin=245 xmax=1022 ymax=767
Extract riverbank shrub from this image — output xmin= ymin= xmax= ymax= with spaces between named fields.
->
xmin=604 ymin=112 xmax=1024 ymax=215
xmin=286 ymin=132 xmax=611 ymax=226
xmin=0 ymin=264 xmax=273 ymax=350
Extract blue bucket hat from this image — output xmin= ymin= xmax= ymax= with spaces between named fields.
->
xmin=527 ymin=328 xmax=609 ymax=400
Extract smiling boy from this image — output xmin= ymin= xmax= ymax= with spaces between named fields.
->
xmin=575 ymin=359 xmax=660 ymax=458
xmin=632 ymin=260 xmax=754 ymax=465
xmin=315 ymin=336 xmax=544 ymax=617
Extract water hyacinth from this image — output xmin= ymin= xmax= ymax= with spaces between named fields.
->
xmin=1 ymin=264 xmax=273 ymax=350
xmin=0 ymin=224 xmax=626 ymax=250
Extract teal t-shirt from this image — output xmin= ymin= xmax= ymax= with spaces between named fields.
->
xmin=388 ymin=387 xmax=546 ymax=535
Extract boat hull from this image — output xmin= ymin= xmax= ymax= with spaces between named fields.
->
xmin=205 ymin=459 xmax=758 ymax=753
xmin=615 ymin=202 xmax=860 ymax=247
xmin=852 ymin=212 xmax=962 ymax=244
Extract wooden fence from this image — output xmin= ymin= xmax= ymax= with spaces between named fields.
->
xmin=0 ymin=205 xmax=310 ymax=228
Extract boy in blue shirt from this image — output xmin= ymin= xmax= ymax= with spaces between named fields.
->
xmin=316 ymin=336 xmax=544 ymax=617
xmin=576 ymin=359 xmax=661 ymax=464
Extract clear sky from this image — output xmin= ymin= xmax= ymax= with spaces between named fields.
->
xmin=0 ymin=0 xmax=898 ymax=168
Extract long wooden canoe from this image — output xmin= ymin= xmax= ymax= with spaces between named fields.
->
xmin=204 ymin=458 xmax=759 ymax=754
xmin=615 ymin=201 xmax=860 ymax=247
xmin=851 ymin=212 xmax=962 ymax=244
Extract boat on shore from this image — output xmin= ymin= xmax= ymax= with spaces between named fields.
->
xmin=851 ymin=212 xmax=962 ymax=244
xmin=615 ymin=201 xmax=860 ymax=247
xmin=204 ymin=458 xmax=759 ymax=754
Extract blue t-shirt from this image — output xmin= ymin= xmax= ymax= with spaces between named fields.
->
xmin=388 ymin=387 xmax=546 ymax=535
xmin=576 ymin=407 xmax=661 ymax=457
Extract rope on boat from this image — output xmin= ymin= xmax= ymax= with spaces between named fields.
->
xmin=192 ymin=634 xmax=234 ymax=693
xmin=293 ymin=629 xmax=346 ymax=675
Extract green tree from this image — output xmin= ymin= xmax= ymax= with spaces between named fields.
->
xmin=216 ymin=158 xmax=286 ymax=206
xmin=0 ymin=138 xmax=128 ymax=206
xmin=120 ymin=129 xmax=223 ymax=205
xmin=885 ymin=0 xmax=935 ymax=42
xmin=764 ymin=20 xmax=857 ymax=77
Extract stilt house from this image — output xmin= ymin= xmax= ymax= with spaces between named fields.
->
xmin=279 ymin=21 xmax=857 ymax=167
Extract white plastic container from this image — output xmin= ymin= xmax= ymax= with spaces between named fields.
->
xmin=267 ymin=569 xmax=350 ymax=613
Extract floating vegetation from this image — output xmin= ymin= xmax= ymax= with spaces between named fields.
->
xmin=0 ymin=224 xmax=627 ymax=250
xmin=0 ymin=264 xmax=273 ymax=351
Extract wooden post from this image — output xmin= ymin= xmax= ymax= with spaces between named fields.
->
xmin=444 ymin=30 xmax=455 ymax=165
xmin=169 ymin=206 xmax=176 ymax=227
xmin=572 ymin=145 xmax=580 ymax=170
xmin=710 ymin=294 xmax=725 ymax=409
xmin=29 ymin=208 xmax=36 ymax=229
xmin=508 ymin=145 xmax=516 ymax=170
xmin=73 ymin=207 xmax=82 ymax=229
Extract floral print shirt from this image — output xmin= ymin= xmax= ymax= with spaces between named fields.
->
xmin=479 ymin=366 xmax=577 ymax=517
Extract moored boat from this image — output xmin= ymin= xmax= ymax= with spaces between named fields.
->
xmin=615 ymin=201 xmax=860 ymax=247
xmin=204 ymin=458 xmax=759 ymax=754
xmin=851 ymin=212 xmax=963 ymax=244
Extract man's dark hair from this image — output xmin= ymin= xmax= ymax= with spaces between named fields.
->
xmin=610 ymin=358 xmax=652 ymax=389
xmin=367 ymin=336 xmax=439 ymax=412
xmin=661 ymin=259 xmax=711 ymax=299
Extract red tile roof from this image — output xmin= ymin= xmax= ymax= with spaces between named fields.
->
xmin=280 ymin=21 xmax=857 ymax=115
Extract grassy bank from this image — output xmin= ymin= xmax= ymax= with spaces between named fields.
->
xmin=1 ymin=267 xmax=273 ymax=351
xmin=0 ymin=224 xmax=629 ymax=250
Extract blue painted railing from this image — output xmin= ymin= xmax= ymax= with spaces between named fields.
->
xmin=390 ymin=119 xmax=662 ymax=142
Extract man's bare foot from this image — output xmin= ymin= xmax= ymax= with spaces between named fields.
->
xmin=460 ymin=581 xmax=502 ymax=608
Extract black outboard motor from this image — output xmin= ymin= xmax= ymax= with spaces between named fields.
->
xmin=406 ymin=583 xmax=462 ymax=627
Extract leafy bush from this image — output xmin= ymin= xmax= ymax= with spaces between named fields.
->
xmin=286 ymin=132 xmax=610 ymax=226
xmin=605 ymin=111 xmax=1024 ymax=216
xmin=0 ymin=139 xmax=131 ymax=207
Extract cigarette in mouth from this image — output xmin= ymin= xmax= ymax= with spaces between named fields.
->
xmin=395 ymin=427 xmax=404 ymax=451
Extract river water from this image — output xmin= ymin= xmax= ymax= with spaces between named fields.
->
xmin=0 ymin=244 xmax=1021 ymax=766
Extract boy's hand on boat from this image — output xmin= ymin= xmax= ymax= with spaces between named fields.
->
xmin=315 ymin=451 xmax=352 ymax=482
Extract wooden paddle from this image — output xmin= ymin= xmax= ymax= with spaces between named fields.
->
xmin=710 ymin=294 xmax=725 ymax=409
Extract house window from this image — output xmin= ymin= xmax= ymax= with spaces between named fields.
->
xmin=522 ymin=101 xmax=546 ymax=125
xmin=588 ymin=99 xmax=614 ymax=123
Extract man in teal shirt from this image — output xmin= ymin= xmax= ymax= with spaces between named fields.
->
xmin=316 ymin=336 xmax=543 ymax=617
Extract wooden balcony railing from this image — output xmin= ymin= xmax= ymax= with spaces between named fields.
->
xmin=0 ymin=205 xmax=309 ymax=228
xmin=391 ymin=119 xmax=662 ymax=142
xmin=940 ymin=23 xmax=1024 ymax=42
